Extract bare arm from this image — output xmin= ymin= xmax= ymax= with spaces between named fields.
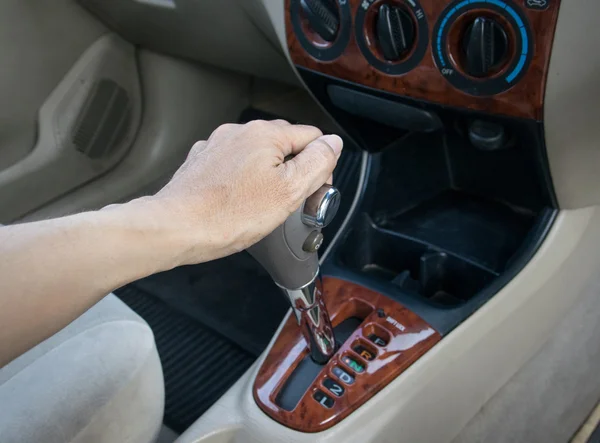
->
xmin=0 ymin=120 xmax=343 ymax=366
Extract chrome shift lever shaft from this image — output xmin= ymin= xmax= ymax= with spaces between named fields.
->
xmin=248 ymin=184 xmax=340 ymax=364
xmin=279 ymin=274 xmax=336 ymax=364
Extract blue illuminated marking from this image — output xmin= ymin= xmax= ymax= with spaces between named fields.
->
xmin=455 ymin=0 xmax=469 ymax=9
xmin=505 ymin=6 xmax=524 ymax=27
xmin=506 ymin=54 xmax=526 ymax=82
xmin=486 ymin=0 xmax=506 ymax=9
xmin=520 ymin=27 xmax=528 ymax=53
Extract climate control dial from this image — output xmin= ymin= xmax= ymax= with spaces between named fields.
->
xmin=290 ymin=0 xmax=351 ymax=61
xmin=300 ymin=0 xmax=340 ymax=42
xmin=356 ymin=0 xmax=428 ymax=75
xmin=462 ymin=17 xmax=509 ymax=78
xmin=375 ymin=4 xmax=415 ymax=61
xmin=432 ymin=0 xmax=532 ymax=96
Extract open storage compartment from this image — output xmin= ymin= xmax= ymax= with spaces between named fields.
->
xmin=332 ymin=106 xmax=556 ymax=314
xmin=298 ymin=71 xmax=557 ymax=331
xmin=339 ymin=188 xmax=538 ymax=306
xmin=340 ymin=214 xmax=496 ymax=306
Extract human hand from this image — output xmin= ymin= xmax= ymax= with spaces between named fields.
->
xmin=150 ymin=120 xmax=343 ymax=265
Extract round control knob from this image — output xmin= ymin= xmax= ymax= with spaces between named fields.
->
xmin=462 ymin=17 xmax=509 ymax=78
xmin=301 ymin=184 xmax=341 ymax=229
xmin=375 ymin=4 xmax=416 ymax=61
xmin=300 ymin=0 xmax=340 ymax=42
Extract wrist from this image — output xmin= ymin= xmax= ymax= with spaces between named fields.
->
xmin=101 ymin=196 xmax=201 ymax=271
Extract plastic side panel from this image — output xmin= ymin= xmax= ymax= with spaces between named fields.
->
xmin=0 ymin=34 xmax=141 ymax=222
xmin=78 ymin=0 xmax=298 ymax=85
xmin=20 ymin=51 xmax=251 ymax=221
xmin=0 ymin=0 xmax=106 ymax=172
xmin=544 ymin=0 xmax=600 ymax=209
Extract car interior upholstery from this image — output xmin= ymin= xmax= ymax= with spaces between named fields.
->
xmin=1 ymin=0 xmax=600 ymax=442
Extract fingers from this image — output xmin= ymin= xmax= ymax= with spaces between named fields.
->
xmin=283 ymin=134 xmax=343 ymax=199
xmin=273 ymin=123 xmax=324 ymax=157
xmin=211 ymin=120 xmax=323 ymax=159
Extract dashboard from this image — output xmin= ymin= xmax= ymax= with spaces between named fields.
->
xmin=286 ymin=0 xmax=560 ymax=119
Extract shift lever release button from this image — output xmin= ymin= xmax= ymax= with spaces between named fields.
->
xmin=302 ymin=230 xmax=324 ymax=253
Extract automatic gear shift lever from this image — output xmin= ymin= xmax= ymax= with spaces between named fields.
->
xmin=248 ymin=184 xmax=341 ymax=364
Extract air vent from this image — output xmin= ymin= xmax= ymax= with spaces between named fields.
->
xmin=73 ymin=79 xmax=131 ymax=159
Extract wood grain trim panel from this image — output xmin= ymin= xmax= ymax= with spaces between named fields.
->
xmin=286 ymin=0 xmax=561 ymax=119
xmin=253 ymin=277 xmax=441 ymax=432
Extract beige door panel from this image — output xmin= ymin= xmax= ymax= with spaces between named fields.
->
xmin=0 ymin=0 xmax=107 ymax=173
xmin=0 ymin=34 xmax=141 ymax=222
xmin=21 ymin=51 xmax=252 ymax=222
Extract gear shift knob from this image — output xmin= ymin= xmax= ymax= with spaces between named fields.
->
xmin=302 ymin=184 xmax=341 ymax=229
xmin=248 ymin=184 xmax=340 ymax=364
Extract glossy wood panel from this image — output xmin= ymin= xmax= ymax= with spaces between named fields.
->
xmin=253 ymin=277 xmax=441 ymax=432
xmin=286 ymin=0 xmax=561 ymax=119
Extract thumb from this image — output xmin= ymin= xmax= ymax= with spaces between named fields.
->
xmin=284 ymin=134 xmax=343 ymax=199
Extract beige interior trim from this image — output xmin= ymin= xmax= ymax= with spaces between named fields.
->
xmin=572 ymin=402 xmax=600 ymax=443
xmin=177 ymin=206 xmax=600 ymax=443
xmin=78 ymin=0 xmax=298 ymax=85
xmin=0 ymin=34 xmax=141 ymax=223
xmin=258 ymin=0 xmax=289 ymax=57
xmin=544 ymin=0 xmax=600 ymax=209
xmin=21 ymin=51 xmax=251 ymax=221
xmin=0 ymin=0 xmax=107 ymax=173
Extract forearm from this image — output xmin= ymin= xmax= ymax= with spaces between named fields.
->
xmin=0 ymin=121 xmax=341 ymax=367
xmin=0 ymin=198 xmax=191 ymax=366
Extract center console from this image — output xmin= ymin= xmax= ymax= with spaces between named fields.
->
xmin=253 ymin=0 xmax=560 ymax=434
xmin=254 ymin=277 xmax=440 ymax=432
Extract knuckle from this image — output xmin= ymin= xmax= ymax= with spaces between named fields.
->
xmin=186 ymin=140 xmax=206 ymax=159
xmin=191 ymin=140 xmax=206 ymax=150
xmin=246 ymin=119 xmax=270 ymax=132
xmin=301 ymin=124 xmax=323 ymax=137
xmin=212 ymin=123 xmax=236 ymax=138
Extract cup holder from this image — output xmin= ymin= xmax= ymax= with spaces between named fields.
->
xmin=339 ymin=215 xmax=497 ymax=306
